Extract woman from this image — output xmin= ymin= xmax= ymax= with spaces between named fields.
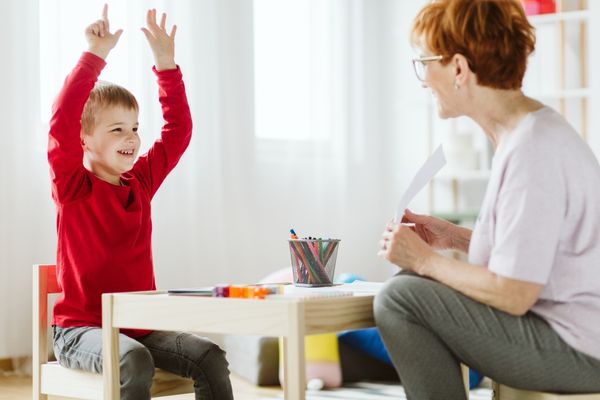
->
xmin=375 ymin=1 xmax=600 ymax=399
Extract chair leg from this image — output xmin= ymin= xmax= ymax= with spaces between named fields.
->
xmin=460 ymin=364 xmax=470 ymax=399
xmin=492 ymin=381 xmax=500 ymax=400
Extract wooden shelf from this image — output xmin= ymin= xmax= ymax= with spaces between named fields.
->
xmin=436 ymin=170 xmax=490 ymax=181
xmin=432 ymin=211 xmax=479 ymax=223
xmin=527 ymin=9 xmax=589 ymax=25
xmin=531 ymin=88 xmax=590 ymax=100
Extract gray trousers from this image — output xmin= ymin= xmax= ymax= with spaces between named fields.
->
xmin=374 ymin=273 xmax=600 ymax=400
xmin=53 ymin=326 xmax=233 ymax=400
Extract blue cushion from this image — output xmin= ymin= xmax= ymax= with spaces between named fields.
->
xmin=338 ymin=328 xmax=484 ymax=389
xmin=334 ymin=274 xmax=484 ymax=389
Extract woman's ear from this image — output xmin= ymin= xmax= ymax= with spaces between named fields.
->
xmin=452 ymin=54 xmax=471 ymax=88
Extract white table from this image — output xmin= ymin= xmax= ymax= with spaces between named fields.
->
xmin=101 ymin=291 xmax=376 ymax=400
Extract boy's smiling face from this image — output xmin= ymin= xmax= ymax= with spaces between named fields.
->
xmin=82 ymin=105 xmax=140 ymax=185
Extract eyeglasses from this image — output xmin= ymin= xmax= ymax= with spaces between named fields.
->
xmin=412 ymin=55 xmax=443 ymax=82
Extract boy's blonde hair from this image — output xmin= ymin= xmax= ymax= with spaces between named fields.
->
xmin=81 ymin=81 xmax=139 ymax=134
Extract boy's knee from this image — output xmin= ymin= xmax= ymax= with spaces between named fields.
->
xmin=120 ymin=346 xmax=154 ymax=391
xmin=176 ymin=333 xmax=230 ymax=378
xmin=196 ymin=341 xmax=230 ymax=374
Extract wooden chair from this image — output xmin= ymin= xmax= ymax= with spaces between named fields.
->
xmin=33 ymin=264 xmax=194 ymax=399
xmin=492 ymin=381 xmax=600 ymax=400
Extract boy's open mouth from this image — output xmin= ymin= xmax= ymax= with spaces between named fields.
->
xmin=117 ymin=149 xmax=135 ymax=156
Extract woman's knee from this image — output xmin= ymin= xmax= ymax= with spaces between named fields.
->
xmin=374 ymin=274 xmax=434 ymax=324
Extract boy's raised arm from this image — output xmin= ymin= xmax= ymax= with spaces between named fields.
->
xmin=141 ymin=9 xmax=177 ymax=71
xmin=48 ymin=4 xmax=122 ymax=203
xmin=86 ymin=4 xmax=123 ymax=60
xmin=134 ymin=10 xmax=192 ymax=197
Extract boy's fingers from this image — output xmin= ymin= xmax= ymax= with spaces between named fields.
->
xmin=170 ymin=24 xmax=177 ymax=39
xmin=146 ymin=9 xmax=162 ymax=34
xmin=141 ymin=27 xmax=153 ymax=41
xmin=146 ymin=9 xmax=154 ymax=29
xmin=160 ymin=13 xmax=166 ymax=29
xmin=90 ymin=22 xmax=102 ymax=36
xmin=151 ymin=9 xmax=158 ymax=27
xmin=102 ymin=3 xmax=108 ymax=21
xmin=114 ymin=29 xmax=123 ymax=40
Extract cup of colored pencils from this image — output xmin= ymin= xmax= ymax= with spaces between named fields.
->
xmin=288 ymin=236 xmax=341 ymax=287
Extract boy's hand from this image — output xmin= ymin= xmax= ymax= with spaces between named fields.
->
xmin=85 ymin=4 xmax=123 ymax=60
xmin=141 ymin=9 xmax=177 ymax=71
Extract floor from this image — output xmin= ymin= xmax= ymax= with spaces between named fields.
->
xmin=0 ymin=373 xmax=283 ymax=400
xmin=1 ymin=372 xmax=495 ymax=400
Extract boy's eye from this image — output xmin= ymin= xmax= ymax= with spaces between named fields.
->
xmin=111 ymin=128 xmax=122 ymax=133
xmin=133 ymin=127 xmax=138 ymax=133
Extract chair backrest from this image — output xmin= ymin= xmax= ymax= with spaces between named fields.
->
xmin=33 ymin=264 xmax=60 ymax=398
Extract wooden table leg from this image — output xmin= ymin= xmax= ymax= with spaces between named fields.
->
xmin=283 ymin=302 xmax=306 ymax=400
xmin=102 ymin=294 xmax=120 ymax=400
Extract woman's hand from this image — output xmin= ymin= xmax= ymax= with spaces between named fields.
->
xmin=401 ymin=209 xmax=460 ymax=250
xmin=378 ymin=221 xmax=435 ymax=274
xmin=141 ymin=9 xmax=177 ymax=71
xmin=85 ymin=4 xmax=123 ymax=60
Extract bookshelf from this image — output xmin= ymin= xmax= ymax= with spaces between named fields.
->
xmin=428 ymin=0 xmax=592 ymax=225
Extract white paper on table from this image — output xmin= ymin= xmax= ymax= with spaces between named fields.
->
xmin=282 ymin=281 xmax=385 ymax=296
xmin=394 ymin=144 xmax=446 ymax=223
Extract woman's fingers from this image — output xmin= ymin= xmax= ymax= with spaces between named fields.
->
xmin=402 ymin=209 xmax=421 ymax=222
xmin=381 ymin=230 xmax=394 ymax=240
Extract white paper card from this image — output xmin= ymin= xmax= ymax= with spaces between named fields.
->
xmin=394 ymin=144 xmax=446 ymax=223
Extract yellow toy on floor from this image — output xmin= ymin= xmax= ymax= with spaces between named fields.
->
xmin=278 ymin=333 xmax=342 ymax=390
xmin=261 ymin=268 xmax=342 ymax=390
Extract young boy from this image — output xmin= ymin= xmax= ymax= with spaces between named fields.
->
xmin=47 ymin=6 xmax=233 ymax=399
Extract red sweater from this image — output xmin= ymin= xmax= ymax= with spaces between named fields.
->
xmin=48 ymin=52 xmax=192 ymax=337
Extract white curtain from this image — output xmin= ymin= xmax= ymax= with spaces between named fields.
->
xmin=0 ymin=0 xmax=54 ymax=361
xmin=0 ymin=0 xmax=430 ymax=359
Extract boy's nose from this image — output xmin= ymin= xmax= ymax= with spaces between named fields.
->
xmin=126 ymin=131 xmax=137 ymax=140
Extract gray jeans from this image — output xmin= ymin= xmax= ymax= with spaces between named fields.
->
xmin=53 ymin=326 xmax=233 ymax=400
xmin=374 ymin=273 xmax=600 ymax=400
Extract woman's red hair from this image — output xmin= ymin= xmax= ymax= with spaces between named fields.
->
xmin=412 ymin=0 xmax=536 ymax=90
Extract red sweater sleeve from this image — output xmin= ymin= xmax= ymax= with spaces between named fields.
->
xmin=48 ymin=52 xmax=106 ymax=204
xmin=131 ymin=66 xmax=193 ymax=197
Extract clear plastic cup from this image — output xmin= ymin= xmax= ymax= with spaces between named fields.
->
xmin=288 ymin=239 xmax=340 ymax=287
